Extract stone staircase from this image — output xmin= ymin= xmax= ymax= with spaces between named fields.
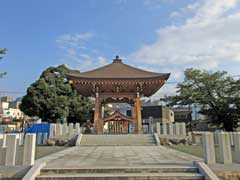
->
xmin=36 ymin=164 xmax=204 ymax=180
xmin=80 ymin=134 xmax=157 ymax=146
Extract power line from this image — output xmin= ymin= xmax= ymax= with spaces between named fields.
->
xmin=0 ymin=91 xmax=25 ymax=94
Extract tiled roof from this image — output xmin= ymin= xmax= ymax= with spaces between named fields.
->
xmin=68 ymin=56 xmax=170 ymax=79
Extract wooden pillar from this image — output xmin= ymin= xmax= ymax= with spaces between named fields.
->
xmin=94 ymin=92 xmax=103 ymax=134
xmin=135 ymin=93 xmax=143 ymax=134
xmin=133 ymin=101 xmax=138 ymax=133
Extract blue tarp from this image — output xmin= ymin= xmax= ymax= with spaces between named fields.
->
xmin=24 ymin=123 xmax=50 ymax=137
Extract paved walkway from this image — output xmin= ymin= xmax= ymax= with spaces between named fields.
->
xmin=45 ymin=146 xmax=202 ymax=168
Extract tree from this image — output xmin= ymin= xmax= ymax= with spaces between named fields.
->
xmin=0 ymin=48 xmax=7 ymax=78
xmin=20 ymin=65 xmax=92 ymax=123
xmin=163 ymin=69 xmax=240 ymax=131
xmin=67 ymin=90 xmax=93 ymax=123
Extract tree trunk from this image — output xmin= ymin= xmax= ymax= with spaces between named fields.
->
xmin=223 ymin=119 xmax=234 ymax=132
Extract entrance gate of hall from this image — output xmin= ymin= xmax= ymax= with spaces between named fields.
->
xmin=103 ymin=111 xmax=133 ymax=134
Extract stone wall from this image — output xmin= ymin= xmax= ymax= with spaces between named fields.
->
xmin=201 ymin=132 xmax=240 ymax=165
xmin=155 ymin=122 xmax=187 ymax=137
xmin=49 ymin=123 xmax=81 ymax=139
xmin=33 ymin=123 xmax=82 ymax=145
xmin=0 ymin=133 xmax=36 ymax=166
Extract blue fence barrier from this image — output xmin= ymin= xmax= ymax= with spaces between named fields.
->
xmin=25 ymin=123 xmax=50 ymax=137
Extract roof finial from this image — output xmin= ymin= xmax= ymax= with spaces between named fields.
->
xmin=113 ymin=55 xmax=122 ymax=63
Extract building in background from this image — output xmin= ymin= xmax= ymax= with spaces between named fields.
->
xmin=1 ymin=96 xmax=14 ymax=103
xmin=126 ymin=100 xmax=174 ymax=133
xmin=172 ymin=108 xmax=192 ymax=123
xmin=141 ymin=100 xmax=174 ymax=123
xmin=0 ymin=96 xmax=24 ymax=132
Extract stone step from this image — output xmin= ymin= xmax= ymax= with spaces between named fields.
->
xmin=41 ymin=166 xmax=199 ymax=174
xmin=36 ymin=172 xmax=204 ymax=180
xmin=80 ymin=134 xmax=157 ymax=146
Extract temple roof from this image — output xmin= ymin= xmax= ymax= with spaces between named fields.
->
xmin=67 ymin=56 xmax=170 ymax=80
xmin=104 ymin=111 xmax=133 ymax=122
xmin=67 ymin=56 xmax=170 ymax=97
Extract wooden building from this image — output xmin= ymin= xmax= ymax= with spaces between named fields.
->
xmin=67 ymin=56 xmax=170 ymax=134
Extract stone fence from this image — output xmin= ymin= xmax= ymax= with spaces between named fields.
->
xmin=155 ymin=122 xmax=187 ymax=137
xmin=201 ymin=132 xmax=240 ymax=165
xmin=0 ymin=133 xmax=36 ymax=166
xmin=189 ymin=131 xmax=238 ymax=146
xmin=34 ymin=123 xmax=81 ymax=145
xmin=49 ymin=123 xmax=81 ymax=138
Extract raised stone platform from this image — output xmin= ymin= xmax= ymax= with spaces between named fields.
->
xmin=44 ymin=146 xmax=202 ymax=168
xmin=33 ymin=146 xmax=205 ymax=179
xmin=37 ymin=171 xmax=204 ymax=180
xmin=31 ymin=133 xmax=212 ymax=180
xmin=80 ymin=134 xmax=156 ymax=146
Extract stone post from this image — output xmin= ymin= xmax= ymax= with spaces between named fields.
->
xmin=16 ymin=145 xmax=23 ymax=165
xmin=49 ymin=123 xmax=56 ymax=138
xmin=62 ymin=123 xmax=68 ymax=135
xmin=56 ymin=124 xmax=63 ymax=136
xmin=202 ymin=132 xmax=216 ymax=164
xmin=180 ymin=122 xmax=186 ymax=137
xmin=156 ymin=122 xmax=161 ymax=135
xmin=23 ymin=134 xmax=36 ymax=166
xmin=37 ymin=133 xmax=42 ymax=145
xmin=233 ymin=132 xmax=240 ymax=163
xmin=149 ymin=117 xmax=154 ymax=134
xmin=68 ymin=123 xmax=74 ymax=135
xmin=162 ymin=123 xmax=167 ymax=135
xmin=214 ymin=132 xmax=219 ymax=145
xmin=0 ymin=146 xmax=6 ymax=165
xmin=0 ymin=134 xmax=6 ymax=165
xmin=43 ymin=133 xmax=48 ymax=145
xmin=2 ymin=134 xmax=7 ymax=147
xmin=188 ymin=132 xmax=193 ymax=144
xmin=230 ymin=132 xmax=234 ymax=146
xmin=169 ymin=123 xmax=174 ymax=136
xmin=175 ymin=123 xmax=181 ymax=136
xmin=5 ymin=134 xmax=18 ymax=166
xmin=16 ymin=133 xmax=24 ymax=146
xmin=218 ymin=132 xmax=232 ymax=164
xmin=76 ymin=123 xmax=80 ymax=134
xmin=0 ymin=134 xmax=7 ymax=147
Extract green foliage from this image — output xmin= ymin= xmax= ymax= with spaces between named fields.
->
xmin=0 ymin=48 xmax=7 ymax=78
xmin=163 ymin=69 xmax=240 ymax=131
xmin=20 ymin=65 xmax=92 ymax=123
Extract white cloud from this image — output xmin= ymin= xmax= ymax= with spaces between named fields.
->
xmin=56 ymin=32 xmax=108 ymax=72
xmin=143 ymin=0 xmax=175 ymax=6
xmin=56 ymin=32 xmax=94 ymax=51
xmin=56 ymin=0 xmax=240 ymax=98
xmin=57 ymin=32 xmax=93 ymax=43
xmin=128 ymin=0 xmax=240 ymax=97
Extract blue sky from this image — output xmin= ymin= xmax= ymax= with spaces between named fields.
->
xmin=1 ymin=0 xmax=240 ymax=98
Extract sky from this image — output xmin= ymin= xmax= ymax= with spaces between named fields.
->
xmin=0 ymin=0 xmax=240 ymax=99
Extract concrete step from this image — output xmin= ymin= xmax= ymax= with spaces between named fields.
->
xmin=40 ymin=166 xmax=199 ymax=174
xmin=80 ymin=134 xmax=157 ymax=146
xmin=36 ymin=172 xmax=204 ymax=180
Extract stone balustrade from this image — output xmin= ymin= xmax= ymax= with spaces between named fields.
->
xmin=0 ymin=133 xmax=36 ymax=166
xmin=49 ymin=123 xmax=81 ymax=138
xmin=34 ymin=123 xmax=82 ymax=145
xmin=202 ymin=132 xmax=240 ymax=165
xmin=155 ymin=122 xmax=187 ymax=137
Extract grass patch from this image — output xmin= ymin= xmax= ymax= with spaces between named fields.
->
xmin=168 ymin=144 xmax=204 ymax=158
xmin=35 ymin=146 xmax=68 ymax=159
xmin=168 ymin=144 xmax=233 ymax=163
